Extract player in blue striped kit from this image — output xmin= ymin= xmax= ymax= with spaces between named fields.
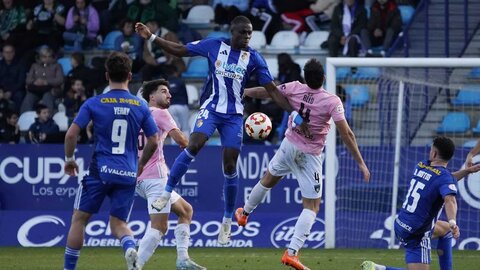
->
xmin=135 ymin=16 xmax=308 ymax=244
xmin=63 ymin=52 xmax=159 ymax=270
xmin=362 ymin=136 xmax=480 ymax=270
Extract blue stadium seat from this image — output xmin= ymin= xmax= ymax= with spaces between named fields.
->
xmin=436 ymin=112 xmax=470 ymax=133
xmin=345 ymin=85 xmax=370 ymax=107
xmin=464 ymin=139 xmax=479 ymax=148
xmin=398 ymin=5 xmax=415 ymax=25
xmin=336 ymin=67 xmax=351 ymax=80
xmin=99 ymin=30 xmax=122 ymax=50
xmin=352 ymin=67 xmax=380 ymax=79
xmin=472 ymin=120 xmax=480 ymax=134
xmin=452 ymin=86 xmax=480 ymax=105
xmin=57 ymin=57 xmax=72 ymax=75
xmin=182 ymin=58 xmax=209 ymax=78
xmin=468 ymin=67 xmax=480 ymax=79
xmin=206 ymin=31 xmax=230 ymax=39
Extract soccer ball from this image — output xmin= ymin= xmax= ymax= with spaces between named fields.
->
xmin=245 ymin=112 xmax=272 ymax=140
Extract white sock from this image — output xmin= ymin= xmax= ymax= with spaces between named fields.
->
xmin=288 ymin=208 xmax=316 ymax=253
xmin=137 ymin=227 xmax=163 ymax=266
xmin=175 ymin=223 xmax=190 ymax=261
xmin=222 ymin=217 xmax=232 ymax=224
xmin=374 ymin=264 xmax=386 ymax=270
xmin=244 ymin=182 xmax=271 ymax=214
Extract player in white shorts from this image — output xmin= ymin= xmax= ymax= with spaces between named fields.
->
xmin=136 ymin=79 xmax=206 ymax=270
xmin=235 ymin=59 xmax=370 ymax=270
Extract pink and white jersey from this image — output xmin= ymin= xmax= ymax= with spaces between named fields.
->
xmin=137 ymin=107 xmax=178 ymax=181
xmin=280 ymin=81 xmax=345 ymax=155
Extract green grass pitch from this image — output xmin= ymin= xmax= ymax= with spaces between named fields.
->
xmin=0 ymin=247 xmax=478 ymax=269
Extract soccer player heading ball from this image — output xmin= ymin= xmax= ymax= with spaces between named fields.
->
xmin=236 ymin=58 xmax=370 ymax=270
xmin=136 ymin=15 xmax=309 ymax=244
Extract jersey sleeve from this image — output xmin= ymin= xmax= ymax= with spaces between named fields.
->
xmin=186 ymin=38 xmax=218 ymax=57
xmin=141 ymin=107 xmax=158 ymax=137
xmin=439 ymin=174 xmax=458 ymax=198
xmin=73 ymin=99 xmax=92 ymax=128
xmin=253 ymin=53 xmax=274 ymax=85
xmin=330 ymin=96 xmax=346 ymax=122
xmin=154 ymin=109 xmax=178 ymax=133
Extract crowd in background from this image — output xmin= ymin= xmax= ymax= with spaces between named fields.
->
xmin=0 ymin=0 xmax=417 ymax=144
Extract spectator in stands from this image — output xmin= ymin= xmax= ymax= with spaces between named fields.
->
xmin=277 ymin=53 xmax=304 ymax=84
xmin=127 ymin=0 xmax=178 ymax=32
xmin=361 ymin=0 xmax=402 ymax=57
xmin=63 ymin=78 xmax=87 ymax=119
xmin=0 ymin=88 xmax=15 ymax=118
xmin=29 ymin=0 xmax=66 ymax=52
xmin=63 ymin=0 xmax=100 ymax=50
xmin=27 ymin=103 xmax=60 ymax=143
xmin=276 ymin=0 xmax=313 ymax=38
xmin=165 ymin=66 xmax=190 ymax=137
xmin=306 ymin=0 xmax=341 ymax=31
xmin=65 ymin=52 xmax=96 ymax=97
xmin=0 ymin=0 xmax=30 ymax=54
xmin=115 ymin=18 xmax=144 ymax=73
xmin=213 ymin=0 xmax=249 ymax=26
xmin=248 ymin=0 xmax=283 ymax=43
xmin=328 ymin=0 xmax=367 ymax=57
xmin=21 ymin=46 xmax=64 ymax=113
xmin=0 ymin=43 xmax=26 ymax=109
xmin=0 ymin=109 xmax=20 ymax=143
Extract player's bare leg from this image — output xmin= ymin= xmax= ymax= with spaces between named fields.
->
xmin=218 ymin=147 xmax=240 ymax=245
xmin=152 ymin=133 xmax=208 ymax=211
xmin=171 ymin=198 xmax=206 ymax=270
xmin=110 ymin=216 xmax=139 ymax=270
xmin=64 ymin=210 xmax=92 ymax=270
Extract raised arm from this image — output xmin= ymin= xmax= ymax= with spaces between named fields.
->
xmin=135 ymin=22 xmax=189 ymax=57
xmin=465 ymin=139 xmax=480 ymax=167
xmin=451 ymin=163 xmax=480 ymax=181
xmin=336 ymin=119 xmax=370 ymax=182
xmin=168 ymin=129 xmax=188 ymax=149
xmin=444 ymin=195 xmax=460 ymax=239
xmin=244 ymin=87 xmax=270 ymax=99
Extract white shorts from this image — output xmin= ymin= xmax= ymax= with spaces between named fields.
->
xmin=136 ymin=178 xmax=181 ymax=214
xmin=268 ymin=139 xmax=323 ymax=199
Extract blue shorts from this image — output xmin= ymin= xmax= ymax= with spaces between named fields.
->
xmin=74 ymin=176 xmax=135 ymax=221
xmin=394 ymin=220 xmax=432 ymax=265
xmin=192 ymin=109 xmax=243 ymax=150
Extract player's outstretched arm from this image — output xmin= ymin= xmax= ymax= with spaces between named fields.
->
xmin=451 ymin=163 xmax=480 ymax=181
xmin=138 ymin=134 xmax=158 ymax=176
xmin=466 ymin=139 xmax=480 ymax=167
xmin=243 ymin=87 xmax=269 ymax=99
xmin=135 ymin=22 xmax=189 ymax=57
xmin=64 ymin=123 xmax=81 ymax=176
xmin=168 ymin=129 xmax=188 ymax=149
xmin=444 ymin=195 xmax=460 ymax=239
xmin=336 ymin=119 xmax=370 ymax=182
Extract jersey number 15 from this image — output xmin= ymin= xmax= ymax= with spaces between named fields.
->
xmin=402 ymin=179 xmax=426 ymax=213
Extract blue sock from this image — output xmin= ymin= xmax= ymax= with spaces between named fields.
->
xmin=165 ymin=149 xmax=195 ymax=192
xmin=223 ymin=172 xmax=239 ymax=219
xmin=120 ymin=235 xmax=136 ymax=254
xmin=63 ymin=246 xmax=80 ymax=270
xmin=437 ymin=231 xmax=453 ymax=270
xmin=386 ymin=267 xmax=405 ymax=270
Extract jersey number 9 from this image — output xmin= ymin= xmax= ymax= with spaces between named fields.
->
xmin=112 ymin=119 xmax=128 ymax=154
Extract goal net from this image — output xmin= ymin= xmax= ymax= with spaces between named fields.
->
xmin=324 ymin=58 xmax=480 ymax=249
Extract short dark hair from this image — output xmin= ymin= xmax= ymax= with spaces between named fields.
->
xmin=105 ymin=52 xmax=132 ymax=83
xmin=35 ymin=104 xmax=48 ymax=114
xmin=432 ymin=136 xmax=455 ymax=161
xmin=303 ymin=58 xmax=324 ymax=89
xmin=5 ymin=109 xmax=19 ymax=119
xmin=231 ymin=15 xmax=251 ymax=26
xmin=71 ymin=52 xmax=85 ymax=66
xmin=142 ymin=79 xmax=170 ymax=102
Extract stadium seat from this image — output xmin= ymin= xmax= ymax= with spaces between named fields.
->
xmin=351 ymin=67 xmax=381 ymax=80
xmin=98 ymin=30 xmax=122 ymax=50
xmin=345 ymin=85 xmax=370 ymax=107
xmin=18 ymin=111 xmax=37 ymax=132
xmin=468 ymin=67 xmax=480 ymax=79
xmin=183 ymin=5 xmax=214 ymax=24
xmin=182 ymin=58 xmax=209 ymax=79
xmin=336 ymin=67 xmax=351 ymax=80
xmin=264 ymin=57 xmax=278 ymax=78
xmin=186 ymin=84 xmax=199 ymax=107
xmin=299 ymin=31 xmax=329 ymax=54
xmin=452 ymin=86 xmax=480 ymax=105
xmin=398 ymin=5 xmax=415 ymax=25
xmin=57 ymin=57 xmax=72 ymax=75
xmin=464 ymin=139 xmax=479 ymax=147
xmin=265 ymin=31 xmax=299 ymax=53
xmin=53 ymin=112 xmax=69 ymax=131
xmin=206 ymin=31 xmax=230 ymax=39
xmin=436 ymin=112 xmax=470 ymax=133
xmin=472 ymin=120 xmax=480 ymax=134
xmin=249 ymin=31 xmax=267 ymax=50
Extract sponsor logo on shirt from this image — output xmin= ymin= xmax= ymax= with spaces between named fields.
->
xmin=214 ymin=60 xmax=246 ymax=81
xmin=449 ymin=184 xmax=457 ymax=192
xmin=100 ymin=165 xmax=136 ymax=177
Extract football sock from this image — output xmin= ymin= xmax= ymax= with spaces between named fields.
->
xmin=222 ymin=217 xmax=232 ymax=224
xmin=437 ymin=231 xmax=453 ymax=270
xmin=63 ymin=246 xmax=80 ymax=270
xmin=175 ymin=223 xmax=190 ymax=260
xmin=120 ymin=235 xmax=136 ymax=254
xmin=223 ymin=172 xmax=239 ymax=218
xmin=385 ymin=267 xmax=404 ymax=270
xmin=244 ymin=182 xmax=271 ymax=214
xmin=137 ymin=227 xmax=163 ymax=266
xmin=288 ymin=208 xmax=316 ymax=252
xmin=166 ymin=149 xmax=195 ymax=192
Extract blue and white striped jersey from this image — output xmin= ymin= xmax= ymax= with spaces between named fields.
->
xmin=186 ymin=38 xmax=274 ymax=115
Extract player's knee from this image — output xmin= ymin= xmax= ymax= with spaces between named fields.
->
xmin=223 ymin=163 xmax=237 ymax=175
xmin=184 ymin=203 xmax=193 ymax=220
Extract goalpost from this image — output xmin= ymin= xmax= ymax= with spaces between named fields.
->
xmin=324 ymin=58 xmax=480 ymax=249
